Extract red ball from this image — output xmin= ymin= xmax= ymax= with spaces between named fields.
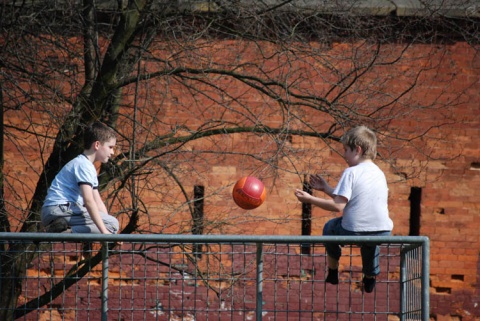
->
xmin=232 ymin=176 xmax=266 ymax=210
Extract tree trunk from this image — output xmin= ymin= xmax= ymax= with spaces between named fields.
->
xmin=0 ymin=243 xmax=38 ymax=321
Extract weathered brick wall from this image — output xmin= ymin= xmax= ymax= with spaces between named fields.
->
xmin=4 ymin=40 xmax=479 ymax=320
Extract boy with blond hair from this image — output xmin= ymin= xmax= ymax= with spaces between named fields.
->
xmin=295 ymin=125 xmax=393 ymax=293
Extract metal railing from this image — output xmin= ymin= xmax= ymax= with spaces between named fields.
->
xmin=0 ymin=233 xmax=429 ymax=321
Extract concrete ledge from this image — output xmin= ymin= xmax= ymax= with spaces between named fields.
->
xmin=177 ymin=0 xmax=479 ymax=17
xmin=5 ymin=0 xmax=480 ymax=18
xmin=392 ymin=0 xmax=480 ymax=17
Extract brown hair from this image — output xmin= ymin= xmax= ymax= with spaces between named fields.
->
xmin=340 ymin=125 xmax=377 ymax=160
xmin=84 ymin=122 xmax=116 ymax=149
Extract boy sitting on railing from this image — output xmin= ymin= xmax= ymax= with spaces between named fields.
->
xmin=294 ymin=125 xmax=393 ymax=293
xmin=41 ymin=122 xmax=119 ymax=235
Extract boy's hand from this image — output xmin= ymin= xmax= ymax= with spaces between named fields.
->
xmin=103 ymin=231 xmax=123 ymax=246
xmin=294 ymin=189 xmax=312 ymax=203
xmin=310 ymin=174 xmax=328 ymax=191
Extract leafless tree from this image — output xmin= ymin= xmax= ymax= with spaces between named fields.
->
xmin=0 ymin=0 xmax=478 ymax=318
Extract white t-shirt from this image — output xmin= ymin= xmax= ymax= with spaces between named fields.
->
xmin=43 ymin=154 xmax=98 ymax=207
xmin=333 ymin=162 xmax=393 ymax=232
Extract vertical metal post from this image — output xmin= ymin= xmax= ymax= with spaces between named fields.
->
xmin=399 ymin=247 xmax=406 ymax=321
xmin=101 ymin=242 xmax=109 ymax=321
xmin=256 ymin=243 xmax=264 ymax=321
xmin=421 ymin=238 xmax=430 ymax=321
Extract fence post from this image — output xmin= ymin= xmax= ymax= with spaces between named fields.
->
xmin=256 ymin=242 xmax=264 ymax=321
xmin=101 ymin=242 xmax=109 ymax=321
xmin=422 ymin=238 xmax=430 ymax=321
xmin=400 ymin=248 xmax=407 ymax=321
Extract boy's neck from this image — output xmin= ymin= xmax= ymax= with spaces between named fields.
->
xmin=350 ymin=158 xmax=373 ymax=167
xmin=82 ymin=150 xmax=96 ymax=163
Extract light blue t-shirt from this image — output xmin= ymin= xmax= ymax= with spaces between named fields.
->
xmin=333 ymin=162 xmax=393 ymax=232
xmin=43 ymin=154 xmax=98 ymax=207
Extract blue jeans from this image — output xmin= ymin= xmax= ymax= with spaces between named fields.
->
xmin=323 ymin=217 xmax=391 ymax=276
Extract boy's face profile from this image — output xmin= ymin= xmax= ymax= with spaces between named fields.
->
xmin=94 ymin=138 xmax=116 ymax=163
xmin=343 ymin=144 xmax=362 ymax=167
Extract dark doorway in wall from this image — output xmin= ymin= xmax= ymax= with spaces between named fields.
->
xmin=301 ymin=175 xmax=312 ymax=254
xmin=409 ymin=187 xmax=422 ymax=236
xmin=193 ymin=185 xmax=204 ymax=258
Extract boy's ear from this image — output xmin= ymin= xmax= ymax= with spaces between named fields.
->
xmin=93 ymin=140 xmax=101 ymax=150
xmin=355 ymin=145 xmax=363 ymax=155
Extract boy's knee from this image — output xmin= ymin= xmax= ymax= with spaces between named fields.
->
xmin=323 ymin=217 xmax=341 ymax=236
xmin=322 ymin=222 xmax=328 ymax=234
xmin=323 ymin=220 xmax=333 ymax=235
xmin=107 ymin=216 xmax=120 ymax=234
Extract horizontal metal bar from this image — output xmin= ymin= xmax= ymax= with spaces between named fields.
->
xmin=0 ymin=232 xmax=428 ymax=245
xmin=400 ymin=242 xmax=422 ymax=253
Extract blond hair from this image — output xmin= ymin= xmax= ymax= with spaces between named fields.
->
xmin=340 ymin=126 xmax=377 ymax=160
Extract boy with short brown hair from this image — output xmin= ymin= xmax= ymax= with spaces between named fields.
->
xmin=42 ymin=122 xmax=119 ymax=234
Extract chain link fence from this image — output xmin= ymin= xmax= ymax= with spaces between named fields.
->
xmin=0 ymin=233 xmax=429 ymax=321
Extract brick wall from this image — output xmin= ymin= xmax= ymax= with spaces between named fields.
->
xmin=4 ymin=40 xmax=479 ymax=320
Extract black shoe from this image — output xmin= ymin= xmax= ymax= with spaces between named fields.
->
xmin=363 ymin=276 xmax=376 ymax=293
xmin=45 ymin=218 xmax=69 ymax=233
xmin=325 ymin=268 xmax=339 ymax=285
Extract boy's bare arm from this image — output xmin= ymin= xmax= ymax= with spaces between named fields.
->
xmin=80 ymin=184 xmax=111 ymax=234
xmin=294 ymin=189 xmax=347 ymax=212
xmin=92 ymin=189 xmax=109 ymax=214
xmin=311 ymin=195 xmax=347 ymax=212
